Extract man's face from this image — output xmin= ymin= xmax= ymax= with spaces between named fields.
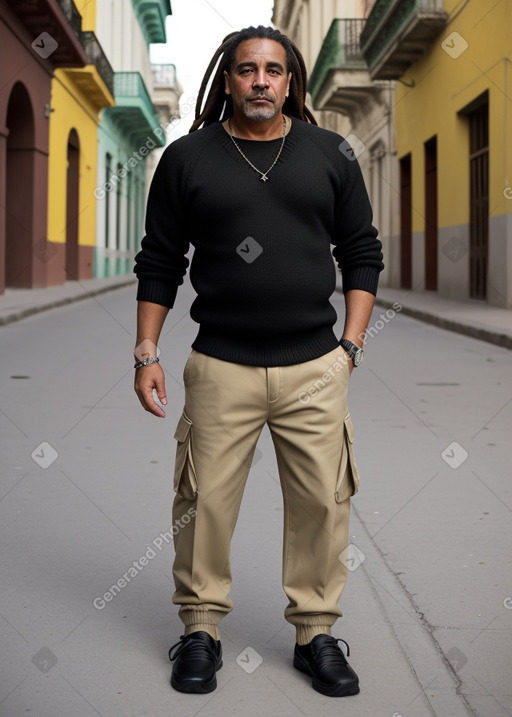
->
xmin=224 ymin=38 xmax=292 ymax=121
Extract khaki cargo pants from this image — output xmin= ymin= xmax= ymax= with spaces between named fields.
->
xmin=171 ymin=346 xmax=360 ymax=645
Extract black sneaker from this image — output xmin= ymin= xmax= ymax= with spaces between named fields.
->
xmin=169 ymin=631 xmax=223 ymax=693
xmin=293 ymin=634 xmax=359 ymax=697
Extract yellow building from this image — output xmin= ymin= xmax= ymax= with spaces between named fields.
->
xmin=46 ymin=0 xmax=114 ymax=284
xmin=360 ymin=0 xmax=512 ymax=307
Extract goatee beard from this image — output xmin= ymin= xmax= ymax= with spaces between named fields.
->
xmin=242 ymin=98 xmax=279 ymax=121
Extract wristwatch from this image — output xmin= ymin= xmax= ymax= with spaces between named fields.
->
xmin=339 ymin=339 xmax=364 ymax=367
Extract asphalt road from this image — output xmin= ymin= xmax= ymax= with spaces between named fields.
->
xmin=1 ymin=275 xmax=511 ymax=717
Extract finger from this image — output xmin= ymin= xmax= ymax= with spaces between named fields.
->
xmin=154 ymin=375 xmax=167 ymax=406
xmin=143 ymin=385 xmax=166 ymax=417
xmin=135 ymin=374 xmax=166 ymax=418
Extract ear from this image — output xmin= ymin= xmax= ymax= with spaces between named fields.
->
xmin=286 ymin=72 xmax=292 ymax=97
xmin=224 ymin=70 xmax=231 ymax=95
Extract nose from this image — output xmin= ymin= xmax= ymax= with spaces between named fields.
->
xmin=253 ymin=67 xmax=269 ymax=89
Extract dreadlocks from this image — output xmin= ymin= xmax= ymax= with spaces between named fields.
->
xmin=190 ymin=25 xmax=317 ymax=132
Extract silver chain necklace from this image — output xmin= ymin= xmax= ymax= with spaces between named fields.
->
xmin=228 ymin=116 xmax=287 ymax=182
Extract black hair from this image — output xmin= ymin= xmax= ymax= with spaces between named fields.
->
xmin=190 ymin=25 xmax=317 ymax=131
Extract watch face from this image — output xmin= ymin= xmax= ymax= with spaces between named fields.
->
xmin=353 ymin=348 xmax=364 ymax=367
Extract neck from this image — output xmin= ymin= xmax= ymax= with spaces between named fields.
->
xmin=228 ymin=111 xmax=285 ymax=140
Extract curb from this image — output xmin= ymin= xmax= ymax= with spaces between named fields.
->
xmin=0 ymin=278 xmax=137 ymax=327
xmin=373 ymin=296 xmax=512 ymax=350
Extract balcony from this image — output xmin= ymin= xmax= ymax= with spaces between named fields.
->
xmin=55 ymin=0 xmax=81 ymax=35
xmin=63 ymin=31 xmax=115 ymax=111
xmin=80 ymin=32 xmax=114 ymax=96
xmin=360 ymin=0 xmax=448 ymax=80
xmin=151 ymin=63 xmax=179 ymax=90
xmin=106 ymin=72 xmax=166 ymax=147
xmin=308 ymin=19 xmax=381 ymax=122
xmin=131 ymin=0 xmax=172 ymax=45
xmin=151 ymin=64 xmax=182 ymax=126
xmin=10 ymin=0 xmax=87 ymax=66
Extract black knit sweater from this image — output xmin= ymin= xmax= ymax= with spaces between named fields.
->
xmin=134 ymin=118 xmax=384 ymax=366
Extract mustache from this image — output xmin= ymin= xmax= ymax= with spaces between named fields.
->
xmin=245 ymin=92 xmax=275 ymax=102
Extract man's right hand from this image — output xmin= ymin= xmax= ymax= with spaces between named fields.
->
xmin=134 ymin=363 xmax=167 ymax=418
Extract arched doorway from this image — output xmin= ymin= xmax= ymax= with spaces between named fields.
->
xmin=65 ymin=128 xmax=80 ymax=281
xmin=5 ymin=82 xmax=35 ymax=288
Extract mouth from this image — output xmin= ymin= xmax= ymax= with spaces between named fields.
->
xmin=248 ymin=96 xmax=273 ymax=104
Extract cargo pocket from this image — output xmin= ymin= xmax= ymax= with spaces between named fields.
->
xmin=173 ymin=412 xmax=198 ymax=501
xmin=335 ymin=413 xmax=361 ymax=503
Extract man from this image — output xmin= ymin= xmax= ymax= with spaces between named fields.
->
xmin=133 ymin=25 xmax=384 ymax=697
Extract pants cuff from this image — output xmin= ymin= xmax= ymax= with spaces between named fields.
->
xmin=295 ymin=624 xmax=332 ymax=645
xmin=179 ymin=607 xmax=224 ymax=641
xmin=184 ymin=623 xmax=220 ymax=641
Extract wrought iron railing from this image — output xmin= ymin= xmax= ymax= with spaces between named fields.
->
xmin=151 ymin=64 xmax=178 ymax=90
xmin=80 ymin=32 xmax=114 ymax=96
xmin=55 ymin=0 xmax=82 ymax=36
xmin=308 ymin=19 xmax=367 ymax=103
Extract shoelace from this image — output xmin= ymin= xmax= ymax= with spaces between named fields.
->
xmin=168 ymin=634 xmax=215 ymax=662
xmin=313 ymin=637 xmax=351 ymax=667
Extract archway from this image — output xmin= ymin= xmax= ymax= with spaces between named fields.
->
xmin=5 ymin=82 xmax=35 ymax=288
xmin=65 ymin=128 xmax=80 ymax=280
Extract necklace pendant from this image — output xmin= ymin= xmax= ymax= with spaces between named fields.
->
xmin=260 ymin=175 xmax=269 ymax=182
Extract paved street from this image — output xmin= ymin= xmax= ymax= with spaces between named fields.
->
xmin=1 ymin=276 xmax=511 ymax=717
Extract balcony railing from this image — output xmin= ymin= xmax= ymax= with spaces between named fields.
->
xmin=80 ymin=32 xmax=114 ymax=96
xmin=114 ymin=72 xmax=153 ymax=101
xmin=151 ymin=63 xmax=178 ymax=90
xmin=55 ymin=0 xmax=82 ymax=36
xmin=109 ymin=72 xmax=165 ymax=147
xmin=308 ymin=19 xmax=367 ymax=107
xmin=131 ymin=0 xmax=171 ymax=45
xmin=360 ymin=0 xmax=448 ymax=79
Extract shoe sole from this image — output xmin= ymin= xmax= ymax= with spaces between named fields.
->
xmin=171 ymin=659 xmax=223 ymax=694
xmin=293 ymin=655 xmax=359 ymax=697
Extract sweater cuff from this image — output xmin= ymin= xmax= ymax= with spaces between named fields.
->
xmin=341 ymin=265 xmax=382 ymax=296
xmin=136 ymin=278 xmax=179 ymax=308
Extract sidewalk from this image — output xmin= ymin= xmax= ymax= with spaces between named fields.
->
xmin=0 ymin=275 xmax=137 ymax=326
xmin=372 ymin=286 xmax=512 ymax=350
